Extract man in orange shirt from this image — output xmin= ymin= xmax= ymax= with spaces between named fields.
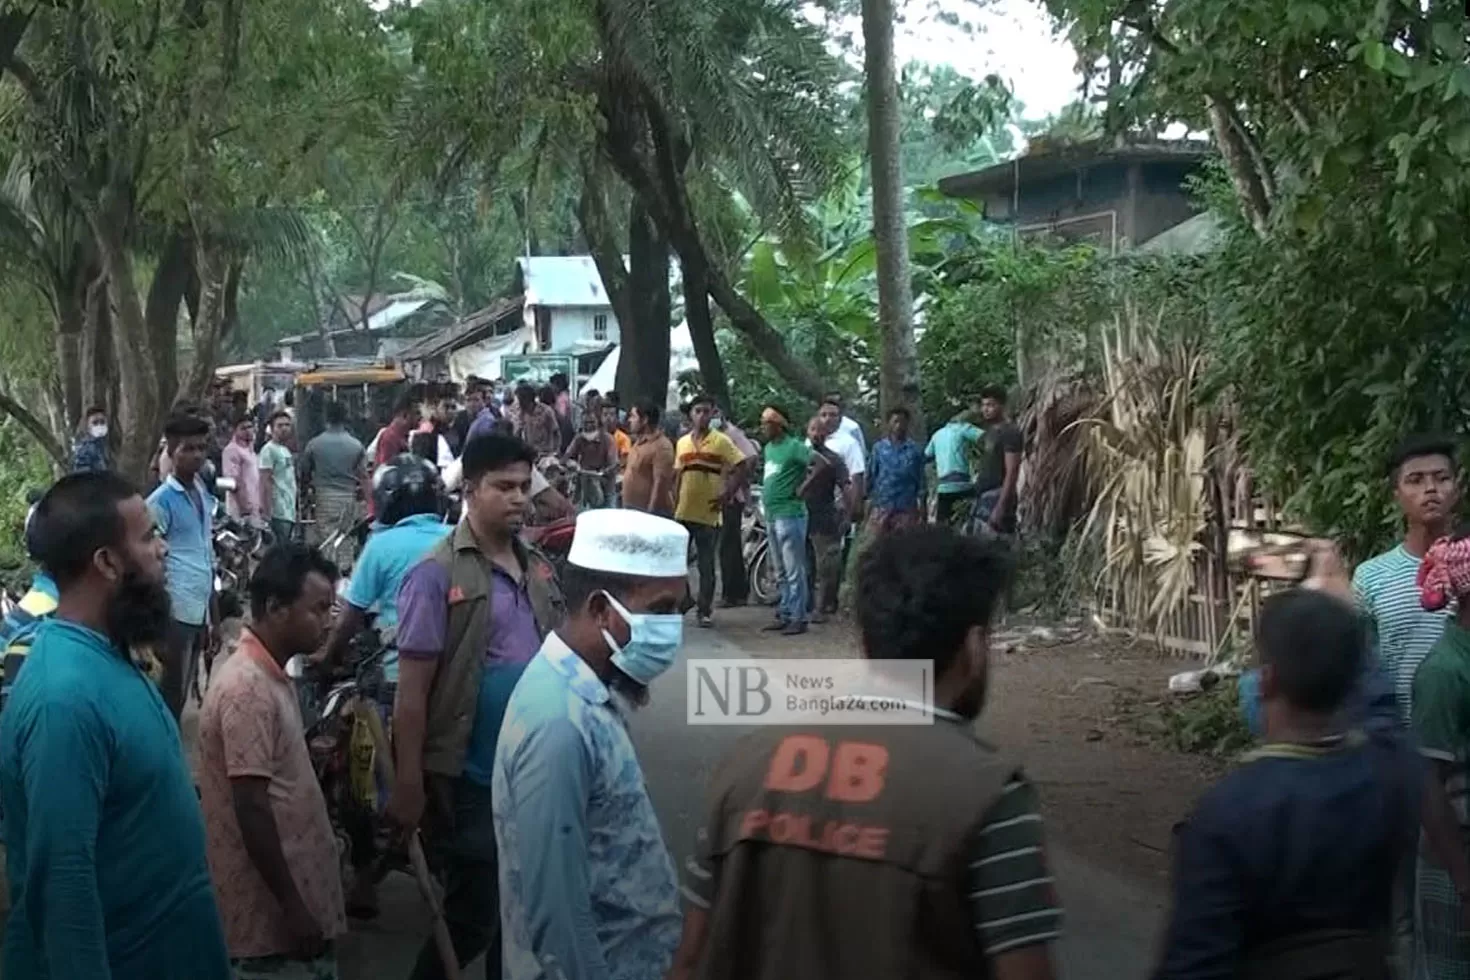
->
xmin=623 ymin=399 xmax=676 ymax=518
xmin=198 ymin=544 xmax=346 ymax=979
xmin=674 ymin=394 xmax=750 ymax=628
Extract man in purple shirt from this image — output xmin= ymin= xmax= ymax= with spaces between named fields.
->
xmin=464 ymin=379 xmax=503 ymax=444
xmin=387 ymin=433 xmax=560 ymax=980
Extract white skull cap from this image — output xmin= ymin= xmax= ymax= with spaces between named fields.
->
xmin=568 ymin=509 xmax=689 ymax=578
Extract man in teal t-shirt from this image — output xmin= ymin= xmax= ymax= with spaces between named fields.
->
xmin=759 ymin=405 xmax=813 ymax=635
xmin=1 ymin=472 xmax=231 ymax=980
xmin=925 ymin=414 xmax=983 ymax=525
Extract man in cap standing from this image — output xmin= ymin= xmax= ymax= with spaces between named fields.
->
xmin=493 ymin=509 xmax=690 ymax=980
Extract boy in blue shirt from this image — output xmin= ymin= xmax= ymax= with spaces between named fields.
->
xmin=314 ymin=453 xmax=449 ymax=918
xmin=1154 ymin=589 xmax=1420 ymax=980
xmin=146 ymin=412 xmax=219 ymax=720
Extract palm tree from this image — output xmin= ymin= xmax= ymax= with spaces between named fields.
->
xmin=861 ymin=0 xmax=922 ymax=434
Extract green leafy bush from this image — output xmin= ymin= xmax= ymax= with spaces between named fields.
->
xmin=0 ymin=419 xmax=55 ymax=592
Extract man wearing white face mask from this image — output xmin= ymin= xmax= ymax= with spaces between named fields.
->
xmin=71 ymin=406 xmax=112 ymax=474
xmin=493 ymin=508 xmax=690 ymax=980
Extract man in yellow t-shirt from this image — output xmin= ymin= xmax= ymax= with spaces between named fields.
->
xmin=674 ymin=394 xmax=749 ymax=627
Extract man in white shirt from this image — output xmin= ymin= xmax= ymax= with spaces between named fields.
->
xmin=815 ymin=398 xmax=866 ymax=513
xmin=823 ymin=391 xmax=866 ymax=455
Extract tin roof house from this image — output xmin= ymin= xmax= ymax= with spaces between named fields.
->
xmin=398 ymin=256 xmax=623 ymax=383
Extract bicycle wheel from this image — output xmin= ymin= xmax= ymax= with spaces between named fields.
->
xmin=748 ymin=544 xmax=780 ymax=606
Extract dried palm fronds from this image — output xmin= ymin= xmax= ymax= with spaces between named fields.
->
xmin=1066 ymin=303 xmax=1221 ymax=646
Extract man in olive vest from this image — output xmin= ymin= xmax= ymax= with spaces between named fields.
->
xmin=386 ymin=433 xmax=565 ymax=980
xmin=668 ymin=525 xmax=1062 ymax=980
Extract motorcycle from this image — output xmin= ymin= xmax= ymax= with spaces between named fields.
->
xmin=564 ymin=458 xmax=619 ymax=512
xmin=288 ymin=616 xmax=403 ymax=888
xmin=524 ymin=516 xmax=576 ymax=581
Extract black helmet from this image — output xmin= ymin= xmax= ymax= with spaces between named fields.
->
xmin=373 ymin=453 xmax=441 ymax=526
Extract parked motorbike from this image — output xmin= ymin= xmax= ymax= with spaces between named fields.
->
xmin=289 ymin=616 xmax=403 ymax=887
xmin=524 ymin=516 xmax=576 ymax=581
xmin=564 ymin=459 xmax=619 ymax=511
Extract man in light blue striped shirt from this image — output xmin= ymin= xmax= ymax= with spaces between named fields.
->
xmin=1240 ymin=435 xmax=1459 ymax=735
xmin=1353 ymin=435 xmax=1460 ymax=726
xmin=493 ymin=510 xmax=690 ymax=980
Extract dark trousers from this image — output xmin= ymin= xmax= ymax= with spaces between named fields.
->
xmin=162 ymin=619 xmax=205 ymax=721
xmin=935 ymin=489 xmax=973 ymax=526
xmin=683 ymin=521 xmax=721 ymax=617
xmin=807 ymin=531 xmax=842 ymax=615
xmin=411 ymin=776 xmax=501 ymax=980
xmin=719 ymin=502 xmax=748 ymax=604
xmin=271 ymin=518 xmax=297 ymax=546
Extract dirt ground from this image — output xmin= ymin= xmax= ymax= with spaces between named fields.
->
xmin=713 ymin=606 xmax=1222 ymax=887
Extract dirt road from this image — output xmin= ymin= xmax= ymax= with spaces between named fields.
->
xmin=337 ymin=609 xmax=1208 ymax=979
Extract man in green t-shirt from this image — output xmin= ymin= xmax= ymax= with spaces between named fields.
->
xmin=759 ymin=405 xmax=813 ymax=635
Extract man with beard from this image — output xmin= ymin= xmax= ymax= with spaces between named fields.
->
xmin=199 ymin=544 xmax=346 ymax=980
xmin=0 ymin=472 xmax=232 ymax=980
xmin=668 ymin=525 xmax=1062 ymax=980
xmin=493 ymin=509 xmax=690 ymax=980
xmin=387 ymin=433 xmax=566 ymax=980
xmin=149 ymin=411 xmax=221 ymax=720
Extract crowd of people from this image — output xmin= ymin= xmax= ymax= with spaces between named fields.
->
xmin=0 ymin=440 xmax=1069 ymax=980
xmin=18 ymin=370 xmax=1470 ymax=980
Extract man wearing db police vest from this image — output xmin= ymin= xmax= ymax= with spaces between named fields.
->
xmin=669 ymin=525 xmax=1062 ymax=980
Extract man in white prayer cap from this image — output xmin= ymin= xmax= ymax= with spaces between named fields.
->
xmin=492 ymin=508 xmax=690 ymax=980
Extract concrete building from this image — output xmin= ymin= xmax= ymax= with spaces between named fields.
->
xmin=938 ymin=140 xmax=1211 ymax=252
xmin=514 ymin=255 xmax=621 ymax=354
xmin=398 ymin=255 xmax=624 ymax=383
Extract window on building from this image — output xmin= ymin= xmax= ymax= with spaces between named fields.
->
xmin=593 ymin=313 xmax=609 ymax=343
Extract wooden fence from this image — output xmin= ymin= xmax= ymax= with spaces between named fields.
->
xmin=1092 ymin=477 xmax=1301 ymax=661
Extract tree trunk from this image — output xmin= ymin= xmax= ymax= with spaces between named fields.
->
xmin=93 ymin=206 xmax=165 ymax=485
xmin=597 ymin=106 xmax=828 ymax=403
xmin=863 ymin=0 xmax=924 ymax=437
xmin=54 ymin=294 xmax=84 ymax=431
xmin=1207 ymin=98 xmax=1271 ymax=239
xmin=81 ymin=271 xmax=115 ymax=416
xmin=146 ymin=228 xmax=193 ymax=410
xmin=0 ymin=388 xmax=68 ymax=469
xmin=680 ymin=256 xmax=731 ymax=416
xmin=616 ymin=200 xmax=671 ymax=406
xmin=179 ymin=240 xmax=236 ymax=405
xmin=578 ymin=163 xmax=635 ymax=334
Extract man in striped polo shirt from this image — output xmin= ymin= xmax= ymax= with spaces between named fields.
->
xmin=668 ymin=526 xmax=1061 ymax=980
xmin=1353 ymin=436 xmax=1459 ymax=724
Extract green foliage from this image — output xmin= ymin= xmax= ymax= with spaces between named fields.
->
xmin=1045 ymin=0 xmax=1470 ymax=556
xmin=1157 ymin=684 xmax=1252 ymax=759
xmin=916 ymin=281 xmax=1016 ymax=423
xmin=0 ymin=419 xmax=54 ymax=584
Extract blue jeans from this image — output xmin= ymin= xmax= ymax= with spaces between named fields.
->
xmin=770 ymin=515 xmax=809 ymax=626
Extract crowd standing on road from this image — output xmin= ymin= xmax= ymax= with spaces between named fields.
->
xmin=22 ymin=367 xmax=1470 ymax=980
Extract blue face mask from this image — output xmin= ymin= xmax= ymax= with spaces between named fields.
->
xmin=601 ymin=591 xmax=685 ymax=686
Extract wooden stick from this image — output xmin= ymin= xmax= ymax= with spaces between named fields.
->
xmin=358 ymin=698 xmax=462 ymax=980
